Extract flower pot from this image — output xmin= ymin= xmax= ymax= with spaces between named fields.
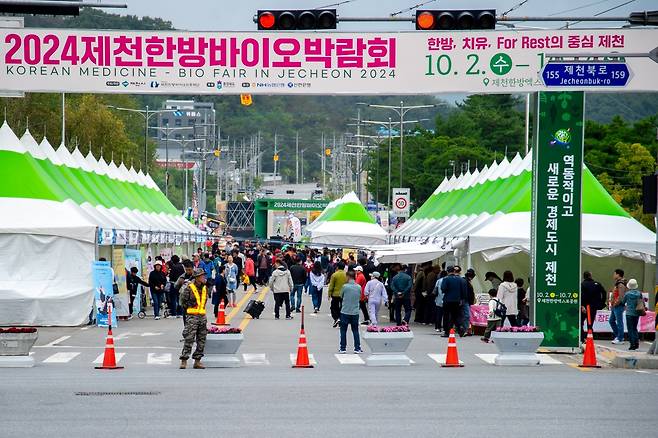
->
xmin=0 ymin=331 xmax=38 ymax=368
xmin=203 ymin=333 xmax=243 ymax=368
xmin=362 ymin=331 xmax=414 ymax=366
xmin=490 ymin=331 xmax=544 ymax=366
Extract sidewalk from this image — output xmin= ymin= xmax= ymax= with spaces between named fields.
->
xmin=595 ymin=341 xmax=658 ymax=369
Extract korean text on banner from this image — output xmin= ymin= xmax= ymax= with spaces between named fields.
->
xmin=531 ymin=91 xmax=584 ymax=350
xmin=1 ymin=29 xmax=657 ymax=95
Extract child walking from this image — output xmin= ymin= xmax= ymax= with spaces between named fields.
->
xmin=481 ymin=288 xmax=504 ymax=343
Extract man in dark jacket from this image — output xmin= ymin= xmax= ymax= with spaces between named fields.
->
xmin=167 ymin=255 xmax=185 ymax=318
xmin=581 ymin=271 xmax=606 ymax=341
xmin=289 ymin=257 xmax=307 ymax=313
xmin=391 ymin=265 xmax=413 ymax=326
xmin=127 ymin=267 xmax=149 ymax=318
xmin=441 ymin=265 xmax=467 ymax=337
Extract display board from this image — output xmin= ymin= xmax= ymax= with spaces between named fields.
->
xmin=532 ymin=91 xmax=584 ymax=350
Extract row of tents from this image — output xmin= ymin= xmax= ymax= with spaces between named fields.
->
xmin=307 ymin=152 xmax=655 ymax=294
xmin=0 ymin=121 xmax=205 ymax=326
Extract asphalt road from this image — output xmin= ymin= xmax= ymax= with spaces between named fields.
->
xmin=2 ymin=285 xmax=656 ymax=437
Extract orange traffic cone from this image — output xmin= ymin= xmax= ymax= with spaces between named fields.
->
xmin=95 ymin=303 xmax=123 ymax=370
xmin=441 ymin=328 xmax=464 ymax=368
xmin=579 ymin=329 xmax=601 ymax=368
xmin=212 ymin=302 xmax=229 ymax=326
xmin=293 ymin=306 xmax=314 ymax=368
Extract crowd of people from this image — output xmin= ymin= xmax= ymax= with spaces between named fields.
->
xmin=126 ymin=240 xmax=648 ymax=358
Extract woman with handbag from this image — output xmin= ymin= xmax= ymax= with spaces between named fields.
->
xmin=622 ymin=279 xmax=645 ymax=351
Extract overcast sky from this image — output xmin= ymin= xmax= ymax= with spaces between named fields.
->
xmin=116 ymin=0 xmax=656 ymax=31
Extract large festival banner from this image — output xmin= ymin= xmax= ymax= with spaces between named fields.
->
xmin=92 ymin=261 xmax=118 ymax=328
xmin=0 ymin=29 xmax=657 ymax=94
xmin=531 ymin=91 xmax=584 ymax=350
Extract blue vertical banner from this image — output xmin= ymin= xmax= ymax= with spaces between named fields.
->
xmin=92 ymin=261 xmax=118 ymax=328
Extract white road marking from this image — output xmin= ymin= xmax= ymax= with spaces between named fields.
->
xmin=113 ymin=332 xmax=136 ymax=340
xmin=334 ymin=354 xmax=365 ymax=365
xmin=80 ymin=326 xmax=90 ymax=331
xmin=140 ymin=332 xmax=163 ymax=337
xmin=147 ymin=353 xmax=172 ymax=365
xmin=289 ymin=353 xmax=317 ymax=365
xmin=44 ymin=336 xmax=71 ymax=347
xmin=43 ymin=352 xmax=80 ymax=363
xmin=242 ymin=353 xmax=270 ymax=365
xmin=427 ymin=353 xmax=464 ymax=366
xmin=93 ymin=352 xmax=125 ymax=364
xmin=475 ymin=353 xmax=562 ymax=365
xmin=635 ymin=370 xmax=651 ymax=374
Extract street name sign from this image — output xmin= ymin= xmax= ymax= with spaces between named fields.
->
xmin=542 ymin=62 xmax=631 ymax=87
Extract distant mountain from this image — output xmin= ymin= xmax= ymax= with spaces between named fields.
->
xmin=585 ymin=92 xmax=658 ymax=123
xmin=19 ymin=7 xmax=174 ymax=30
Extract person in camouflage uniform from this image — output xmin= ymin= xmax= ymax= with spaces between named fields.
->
xmin=179 ymin=269 xmax=208 ymax=369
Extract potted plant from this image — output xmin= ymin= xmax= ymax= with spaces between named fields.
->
xmin=490 ymin=326 xmax=544 ymax=366
xmin=362 ymin=325 xmax=414 ymax=366
xmin=0 ymin=327 xmax=38 ymax=368
xmin=204 ymin=326 xmax=244 ymax=368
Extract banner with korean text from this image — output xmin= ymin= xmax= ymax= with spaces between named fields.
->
xmin=1 ymin=29 xmax=657 ymax=94
xmin=532 ymin=91 xmax=584 ymax=350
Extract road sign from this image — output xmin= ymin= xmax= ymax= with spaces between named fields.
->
xmin=542 ymin=62 xmax=631 ymax=87
xmin=392 ymin=188 xmax=410 ymax=218
xmin=240 ymin=93 xmax=253 ymax=106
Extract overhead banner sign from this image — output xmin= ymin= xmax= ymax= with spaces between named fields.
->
xmin=531 ymin=91 xmax=584 ymax=350
xmin=1 ymin=29 xmax=657 ymax=94
xmin=392 ymin=188 xmax=410 ymax=218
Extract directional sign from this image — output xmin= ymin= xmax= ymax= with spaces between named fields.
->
xmin=542 ymin=62 xmax=631 ymax=87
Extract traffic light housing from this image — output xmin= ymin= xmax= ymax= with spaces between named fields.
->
xmin=0 ymin=3 xmax=79 ymax=15
xmin=415 ymin=9 xmax=496 ymax=30
xmin=256 ymin=9 xmax=337 ymax=30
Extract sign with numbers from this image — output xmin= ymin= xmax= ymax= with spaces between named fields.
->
xmin=531 ymin=91 xmax=584 ymax=350
xmin=392 ymin=188 xmax=410 ymax=218
xmin=1 ymin=29 xmax=657 ymax=94
xmin=542 ymin=62 xmax=631 ymax=87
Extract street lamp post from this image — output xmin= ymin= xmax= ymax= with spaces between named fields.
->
xmin=167 ymin=137 xmax=204 ymax=212
xmin=106 ymin=105 xmax=178 ymax=173
xmin=359 ymin=101 xmax=436 ymax=188
xmin=149 ymin=125 xmax=189 ymax=199
xmin=360 ymin=118 xmax=426 ymax=208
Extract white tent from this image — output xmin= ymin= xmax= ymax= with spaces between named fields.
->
xmin=309 ymin=192 xmax=387 ymax=246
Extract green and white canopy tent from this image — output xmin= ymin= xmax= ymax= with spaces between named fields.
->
xmin=392 ymin=152 xmax=655 ymax=290
xmin=308 ymin=192 xmax=387 ymax=246
xmin=0 ymin=121 xmax=203 ymax=325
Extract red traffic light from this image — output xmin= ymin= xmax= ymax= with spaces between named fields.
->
xmin=416 ymin=9 xmax=496 ymax=30
xmin=256 ymin=9 xmax=337 ymax=30
xmin=416 ymin=11 xmax=435 ymax=30
xmin=258 ymin=11 xmax=276 ymax=29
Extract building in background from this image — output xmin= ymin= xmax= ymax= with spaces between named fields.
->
xmin=155 ymin=99 xmax=215 ymax=162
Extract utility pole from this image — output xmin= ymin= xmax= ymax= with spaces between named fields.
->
xmin=321 ymin=132 xmax=326 ymax=190
xmin=61 ymin=92 xmax=65 ymax=147
xmin=360 ymin=101 xmax=437 ymax=188
xmin=274 ymin=132 xmax=278 ymax=184
xmin=295 ymin=131 xmax=299 ymax=184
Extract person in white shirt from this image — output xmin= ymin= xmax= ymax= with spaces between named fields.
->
xmin=364 ymin=271 xmax=388 ymax=325
xmin=497 ymin=270 xmax=519 ymax=327
xmin=308 ymin=261 xmax=326 ymax=313
xmin=481 ymin=288 xmax=503 ymax=343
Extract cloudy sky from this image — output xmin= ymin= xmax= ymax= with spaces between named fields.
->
xmin=115 ymin=0 xmax=656 ymax=31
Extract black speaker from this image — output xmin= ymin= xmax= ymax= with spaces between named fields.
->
xmin=642 ymin=174 xmax=656 ymax=214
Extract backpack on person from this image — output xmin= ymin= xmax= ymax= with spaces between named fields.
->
xmin=493 ymin=299 xmax=507 ymax=319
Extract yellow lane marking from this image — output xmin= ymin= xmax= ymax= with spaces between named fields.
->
xmin=239 ymin=287 xmax=269 ymax=331
xmin=225 ymin=286 xmax=256 ymax=323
